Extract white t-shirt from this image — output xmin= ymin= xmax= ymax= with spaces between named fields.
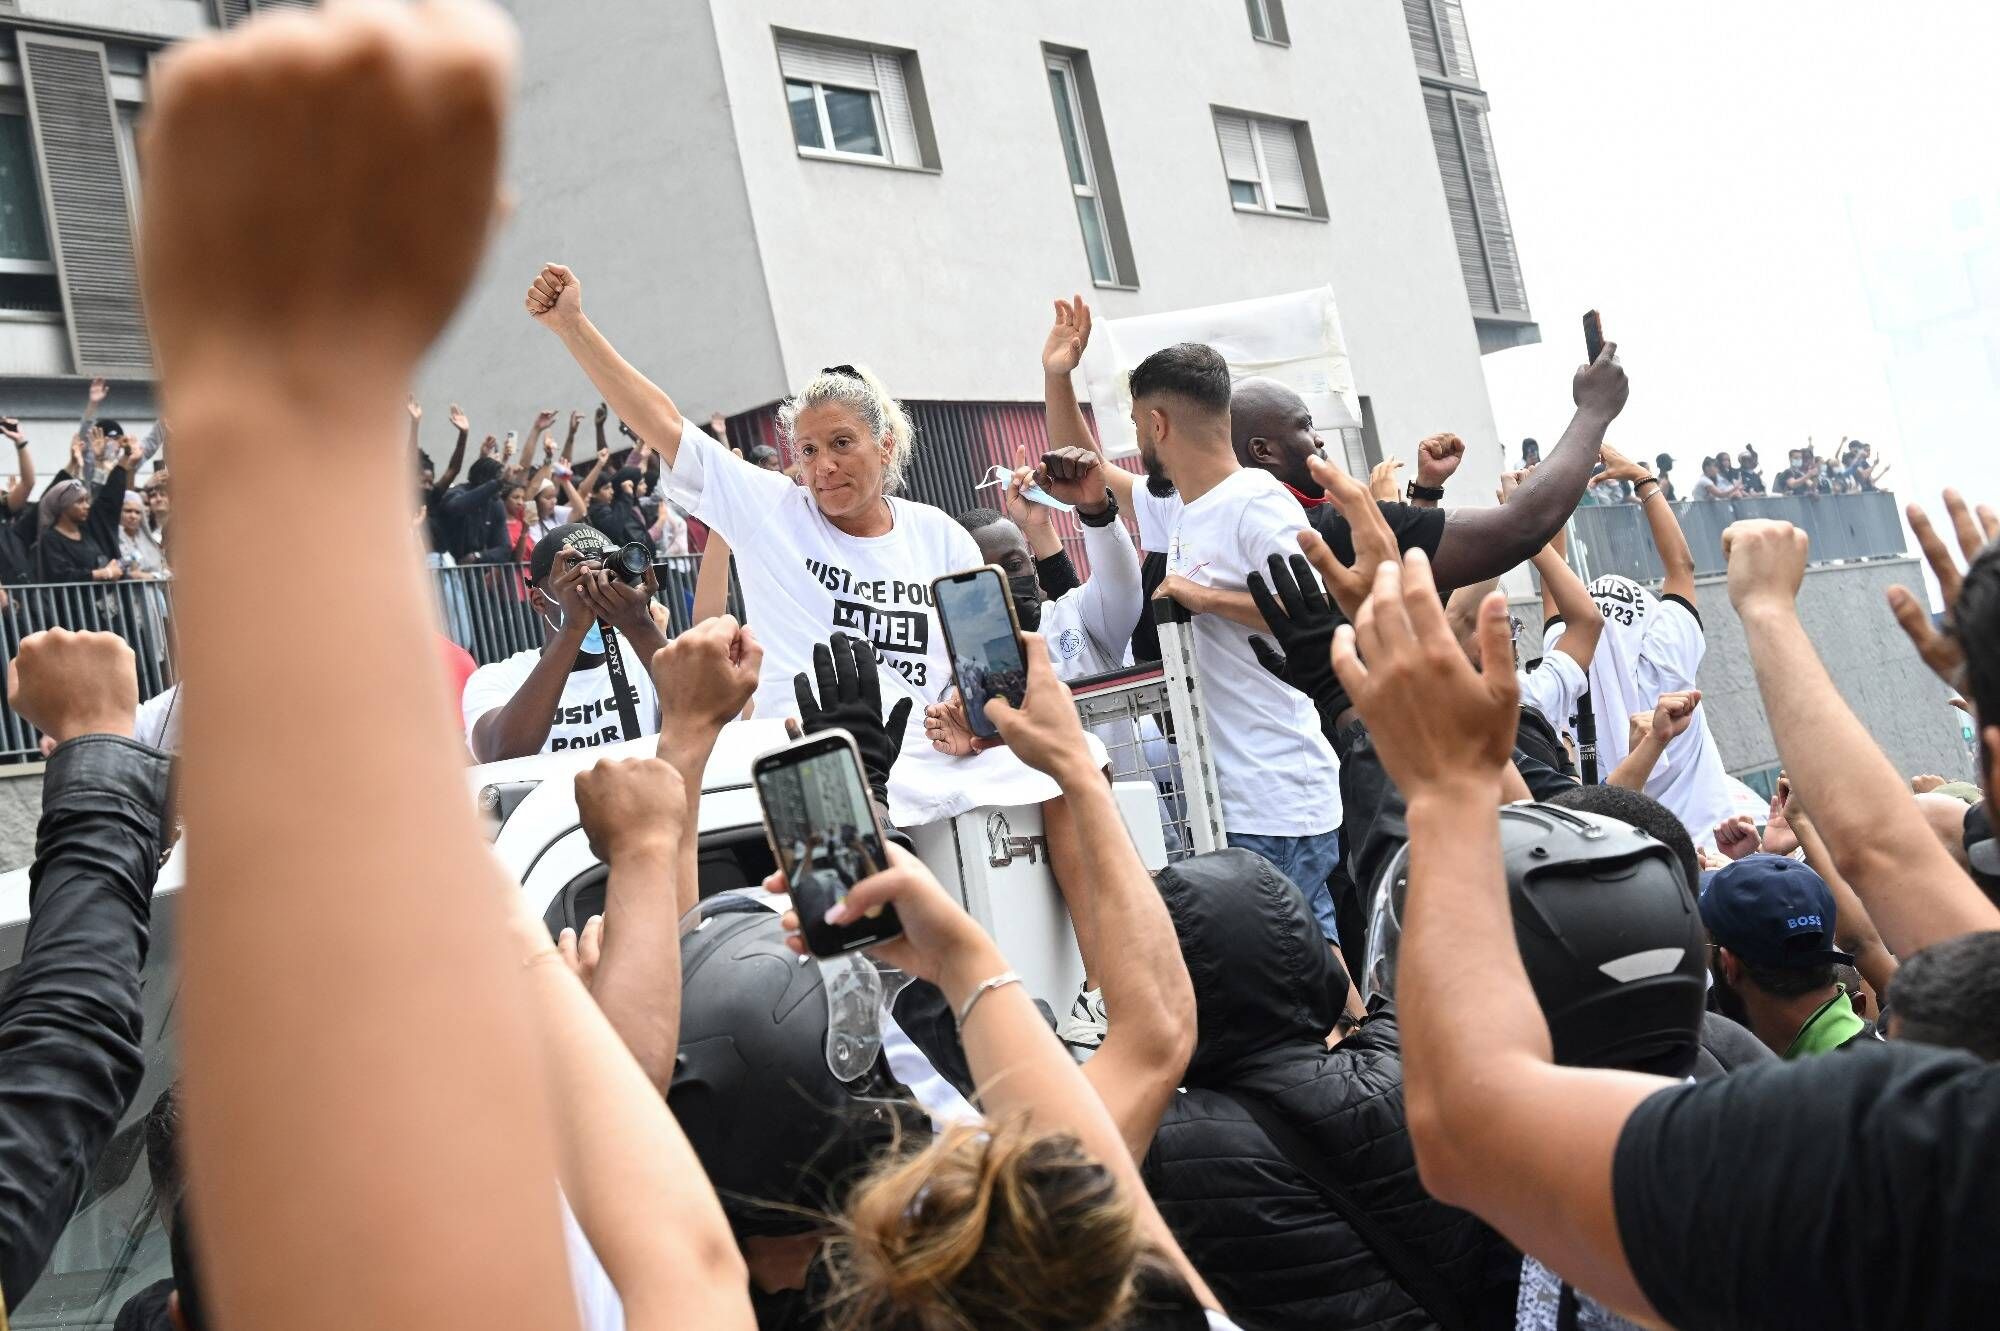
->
xmin=529 ymin=507 xmax=573 ymax=544
xmin=1549 ymin=585 xmax=1752 ymax=849
xmin=134 ymin=685 xmax=182 ymax=752
xmin=664 ymin=419 xmax=1075 ymax=825
xmin=461 ymin=634 xmax=660 ymax=755
xmin=1039 ymin=514 xmax=1142 ymax=683
xmin=1517 ymin=649 xmax=1586 ymax=742
xmin=1145 ymin=469 xmax=1341 ymax=838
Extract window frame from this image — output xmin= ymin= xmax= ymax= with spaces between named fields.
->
xmin=1044 ymin=52 xmax=1119 ymax=287
xmin=1246 ymin=0 xmax=1291 ymax=46
xmin=786 ymin=75 xmax=892 ymax=165
xmin=0 ymin=96 xmax=60 ymax=323
xmin=1214 ymin=110 xmax=1321 ymax=220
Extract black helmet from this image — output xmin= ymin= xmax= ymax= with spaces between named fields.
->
xmin=669 ymin=896 xmax=925 ymax=1237
xmin=1365 ymin=804 xmax=1706 ymax=1075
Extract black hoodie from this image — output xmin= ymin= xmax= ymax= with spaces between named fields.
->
xmin=1141 ymin=850 xmax=1517 ymax=1331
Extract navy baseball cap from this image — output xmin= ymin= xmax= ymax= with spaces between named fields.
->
xmin=1699 ymin=854 xmax=1855 ymax=969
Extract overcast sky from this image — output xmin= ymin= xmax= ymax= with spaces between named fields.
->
xmin=1473 ymin=0 xmax=2000 ymax=532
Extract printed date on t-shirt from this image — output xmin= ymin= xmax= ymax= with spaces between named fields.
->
xmin=831 ymin=597 xmax=929 ymax=686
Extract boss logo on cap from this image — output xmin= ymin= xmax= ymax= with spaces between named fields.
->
xmin=1785 ymin=914 xmax=1823 ymax=930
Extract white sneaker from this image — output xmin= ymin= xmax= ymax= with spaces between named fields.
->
xmin=1058 ymin=986 xmax=1108 ymax=1057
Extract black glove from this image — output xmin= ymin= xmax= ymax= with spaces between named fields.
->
xmin=792 ymin=633 xmax=913 ymax=806
xmin=1247 ymin=551 xmax=1348 ymax=739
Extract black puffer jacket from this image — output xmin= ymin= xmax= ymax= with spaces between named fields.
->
xmin=1141 ymin=850 xmax=1516 ymax=1331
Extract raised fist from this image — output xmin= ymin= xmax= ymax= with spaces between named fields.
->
xmin=8 ymin=629 xmax=137 ymax=745
xmin=525 ymin=263 xmax=582 ymax=332
xmin=139 ymin=0 xmax=518 ymax=394
xmin=1038 ymin=445 xmax=1105 ymax=510
xmin=1415 ymin=433 xmax=1465 ymax=488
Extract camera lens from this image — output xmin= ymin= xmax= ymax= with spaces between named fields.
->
xmin=613 ymin=541 xmax=651 ymax=585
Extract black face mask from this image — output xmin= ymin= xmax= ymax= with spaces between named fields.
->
xmin=1008 ymin=572 xmax=1044 ymax=632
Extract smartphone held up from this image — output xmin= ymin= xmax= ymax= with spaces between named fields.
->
xmin=934 ymin=565 xmax=1030 ymax=739
xmin=753 ymin=728 xmax=902 ymax=957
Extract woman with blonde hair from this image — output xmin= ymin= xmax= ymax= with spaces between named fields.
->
xmin=527 ymin=264 xmax=1081 ymax=825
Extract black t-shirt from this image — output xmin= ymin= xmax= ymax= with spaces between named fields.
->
xmin=1613 ymin=1041 xmax=2000 ymax=1330
xmin=1307 ymin=498 xmax=1449 ymax=569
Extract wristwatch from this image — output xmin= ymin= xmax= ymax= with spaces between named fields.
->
xmin=1406 ymin=480 xmax=1446 ymax=503
xmin=1076 ymin=489 xmax=1120 ymax=527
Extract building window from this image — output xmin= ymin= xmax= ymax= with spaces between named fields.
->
xmin=0 ymin=110 xmax=61 ymax=316
xmin=1246 ymin=0 xmax=1290 ymax=45
xmin=1404 ymin=0 xmax=1479 ymax=84
xmin=1424 ymin=88 xmax=1528 ymax=319
xmin=776 ymin=34 xmax=931 ymax=169
xmin=1212 ymin=110 xmax=1321 ymax=218
xmin=1046 ymin=52 xmax=1126 ymax=286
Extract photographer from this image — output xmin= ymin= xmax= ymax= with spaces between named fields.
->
xmin=463 ymin=523 xmax=668 ymax=760
xmin=0 ymin=629 xmax=170 ymax=1309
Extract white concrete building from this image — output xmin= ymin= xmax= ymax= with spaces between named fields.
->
xmin=420 ymin=0 xmax=1538 ymax=511
xmin=0 ymin=1 xmax=1538 ymax=511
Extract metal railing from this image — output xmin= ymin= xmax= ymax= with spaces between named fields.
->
xmin=1567 ymin=491 xmax=1904 ymax=583
xmin=0 ymin=555 xmax=738 ymax=761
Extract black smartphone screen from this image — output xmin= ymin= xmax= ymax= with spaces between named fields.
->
xmin=935 ymin=567 xmax=1029 ymax=738
xmin=1583 ymin=309 xmax=1605 ymax=364
xmin=754 ymin=732 xmax=900 ymax=956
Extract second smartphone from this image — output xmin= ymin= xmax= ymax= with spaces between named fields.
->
xmin=752 ymin=728 xmax=902 ymax=956
xmin=933 ymin=564 xmax=1030 ymax=738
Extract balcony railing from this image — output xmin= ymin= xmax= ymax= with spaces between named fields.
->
xmin=1565 ymin=491 xmax=1905 ymax=584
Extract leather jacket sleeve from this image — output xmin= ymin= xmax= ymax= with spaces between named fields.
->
xmin=0 ymin=735 xmax=169 ymax=1309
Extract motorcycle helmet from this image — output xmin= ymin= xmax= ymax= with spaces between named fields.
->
xmin=1365 ymin=803 xmax=1706 ymax=1075
xmin=670 ymin=894 xmax=927 ymax=1237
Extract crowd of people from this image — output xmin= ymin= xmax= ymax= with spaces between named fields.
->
xmin=1556 ymin=437 xmax=1889 ymax=507
xmin=0 ymin=6 xmax=1993 ymax=1331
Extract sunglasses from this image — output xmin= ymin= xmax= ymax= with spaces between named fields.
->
xmin=821 ymin=364 xmax=863 ymax=381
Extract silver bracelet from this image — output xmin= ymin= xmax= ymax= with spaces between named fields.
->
xmin=955 ymin=970 xmax=1024 ymax=1028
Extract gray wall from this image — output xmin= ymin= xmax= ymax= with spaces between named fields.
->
xmin=1514 ymin=556 xmax=1976 ymax=789
xmin=424 ymin=0 xmax=1509 ymax=509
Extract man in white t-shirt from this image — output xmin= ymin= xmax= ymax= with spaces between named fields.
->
xmin=462 ymin=523 xmax=668 ymax=760
xmin=1121 ymin=343 xmax=1345 ymax=939
xmin=1551 ymin=575 xmax=1758 ymax=848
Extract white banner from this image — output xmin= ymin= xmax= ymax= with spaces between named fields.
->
xmin=1079 ymin=286 xmax=1361 ymax=457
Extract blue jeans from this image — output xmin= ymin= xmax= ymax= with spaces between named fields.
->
xmin=1228 ymin=829 xmax=1343 ymax=943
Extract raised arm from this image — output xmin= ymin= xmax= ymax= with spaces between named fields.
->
xmin=1785 ymin=796 xmax=1898 ymax=1001
xmin=78 ymin=376 xmax=106 ymax=443
xmin=438 ymin=403 xmax=470 ymax=489
xmin=583 ymin=620 xmax=760 ymax=1092
xmin=1603 ymin=444 xmax=1696 ymax=604
xmin=1724 ymin=520 xmax=2000 ymax=957
xmin=790 ymin=844 xmax=1220 ymax=1314
xmin=1042 ymin=296 xmax=1131 ymax=510
xmin=996 ymin=642 xmax=1194 ymax=1160
xmin=527 ymin=266 xmax=687 ymax=464
xmin=575 ymin=445 xmax=610 ymax=511
xmin=1430 ymin=343 xmax=1628 ymax=589
xmin=692 ymin=530 xmax=733 ymax=623
xmin=507 ymin=864 xmax=754 ymax=1330
xmin=147 ymin=7 xmax=578 ymax=1329
xmin=1533 ymin=543 xmax=1602 ymax=672
xmin=522 ymin=432 xmax=557 ymax=504
xmin=1 ymin=417 xmax=32 ymax=512
xmin=1604 ymin=692 xmax=1698 ymax=791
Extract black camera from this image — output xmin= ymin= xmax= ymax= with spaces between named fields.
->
xmin=608 ymin=540 xmax=654 ymax=587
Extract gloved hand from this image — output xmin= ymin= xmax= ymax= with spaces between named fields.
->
xmin=792 ymin=633 xmax=913 ymax=806
xmin=1247 ymin=551 xmax=1347 ymax=738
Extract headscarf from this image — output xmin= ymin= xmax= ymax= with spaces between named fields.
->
xmin=38 ymin=479 xmax=86 ymax=530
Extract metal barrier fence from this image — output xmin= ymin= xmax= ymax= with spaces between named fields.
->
xmin=1568 ymin=491 xmax=1904 ymax=583
xmin=0 ymin=555 xmax=737 ymax=761
xmin=0 ymin=580 xmax=176 ymax=760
